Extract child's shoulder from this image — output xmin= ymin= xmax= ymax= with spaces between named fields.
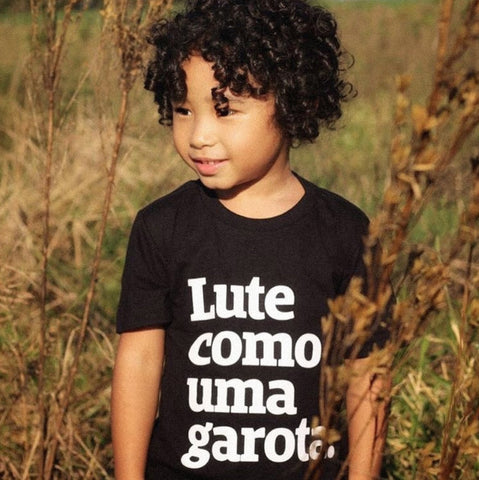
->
xmin=300 ymin=175 xmax=369 ymax=231
xmin=130 ymin=180 xmax=202 ymax=243
xmin=138 ymin=180 xmax=201 ymax=219
xmin=298 ymin=176 xmax=370 ymax=266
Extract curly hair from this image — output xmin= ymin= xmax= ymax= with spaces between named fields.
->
xmin=144 ymin=0 xmax=354 ymax=143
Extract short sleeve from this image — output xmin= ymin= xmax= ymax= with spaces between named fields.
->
xmin=116 ymin=210 xmax=171 ymax=333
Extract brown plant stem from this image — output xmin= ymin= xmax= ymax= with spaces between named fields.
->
xmin=438 ymin=242 xmax=476 ymax=480
xmin=28 ymin=1 xmax=88 ymax=477
xmin=428 ymin=0 xmax=454 ymax=115
xmin=34 ymin=1 xmax=78 ymax=476
xmin=444 ymin=0 xmax=479 ymax=72
xmin=37 ymin=46 xmax=53 ymax=480
xmin=43 ymin=85 xmax=130 ymax=480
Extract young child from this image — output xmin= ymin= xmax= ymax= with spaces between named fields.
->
xmin=111 ymin=1 xmax=389 ymax=479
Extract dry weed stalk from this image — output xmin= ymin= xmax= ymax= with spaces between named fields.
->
xmin=309 ymin=0 xmax=479 ymax=478
xmin=28 ymin=2 xmax=89 ymax=476
xmin=23 ymin=1 xmax=172 ymax=478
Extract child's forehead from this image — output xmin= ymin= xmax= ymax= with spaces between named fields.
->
xmin=180 ymin=54 xmax=265 ymax=92
xmin=176 ymin=56 xmax=274 ymax=109
xmin=180 ymin=55 xmax=217 ymax=87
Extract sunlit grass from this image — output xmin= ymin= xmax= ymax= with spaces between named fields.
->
xmin=0 ymin=1 xmax=478 ymax=478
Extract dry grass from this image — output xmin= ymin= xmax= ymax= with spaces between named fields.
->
xmin=0 ymin=0 xmax=478 ymax=479
xmin=308 ymin=1 xmax=479 ymax=479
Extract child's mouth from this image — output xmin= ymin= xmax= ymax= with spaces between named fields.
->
xmin=192 ymin=158 xmax=226 ymax=175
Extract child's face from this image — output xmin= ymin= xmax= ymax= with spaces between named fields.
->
xmin=172 ymin=55 xmax=290 ymax=197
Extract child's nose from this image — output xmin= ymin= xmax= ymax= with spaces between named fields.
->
xmin=189 ymin=115 xmax=216 ymax=149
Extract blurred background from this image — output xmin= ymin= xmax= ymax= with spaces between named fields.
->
xmin=0 ymin=0 xmax=478 ymax=478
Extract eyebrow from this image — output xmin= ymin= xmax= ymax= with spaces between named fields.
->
xmin=225 ymin=95 xmax=246 ymax=104
xmin=212 ymin=86 xmax=248 ymax=105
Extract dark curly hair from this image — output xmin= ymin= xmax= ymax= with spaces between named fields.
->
xmin=144 ymin=0 xmax=354 ymax=144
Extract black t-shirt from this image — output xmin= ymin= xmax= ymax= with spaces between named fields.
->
xmin=117 ymin=175 xmax=385 ymax=480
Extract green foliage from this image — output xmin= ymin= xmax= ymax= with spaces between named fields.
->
xmin=0 ymin=0 xmax=478 ymax=479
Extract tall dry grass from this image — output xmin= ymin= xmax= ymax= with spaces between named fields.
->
xmin=0 ymin=0 xmax=478 ymax=479
xmin=1 ymin=1 xmax=176 ymax=478
xmin=308 ymin=1 xmax=479 ymax=479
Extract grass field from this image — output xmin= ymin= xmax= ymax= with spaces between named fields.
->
xmin=0 ymin=0 xmax=478 ymax=478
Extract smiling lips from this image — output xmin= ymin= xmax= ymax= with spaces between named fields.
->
xmin=192 ymin=157 xmax=226 ymax=175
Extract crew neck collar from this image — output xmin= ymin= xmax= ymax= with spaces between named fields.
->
xmin=198 ymin=173 xmax=314 ymax=232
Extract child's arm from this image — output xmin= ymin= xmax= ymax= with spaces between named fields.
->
xmin=346 ymin=357 xmax=390 ymax=480
xmin=111 ymin=328 xmax=165 ymax=480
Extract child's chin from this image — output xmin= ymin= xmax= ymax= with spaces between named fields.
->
xmin=198 ymin=176 xmax=232 ymax=193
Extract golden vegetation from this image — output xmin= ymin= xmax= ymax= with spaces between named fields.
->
xmin=312 ymin=1 xmax=479 ymax=478
xmin=0 ymin=0 xmax=478 ymax=478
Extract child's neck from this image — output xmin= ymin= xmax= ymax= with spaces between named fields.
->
xmin=217 ymin=170 xmax=305 ymax=219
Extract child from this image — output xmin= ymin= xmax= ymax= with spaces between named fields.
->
xmin=111 ymin=1 xmax=389 ymax=479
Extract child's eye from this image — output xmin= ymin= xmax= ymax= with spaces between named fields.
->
xmin=174 ymin=107 xmax=191 ymax=116
xmin=217 ymin=106 xmax=236 ymax=117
